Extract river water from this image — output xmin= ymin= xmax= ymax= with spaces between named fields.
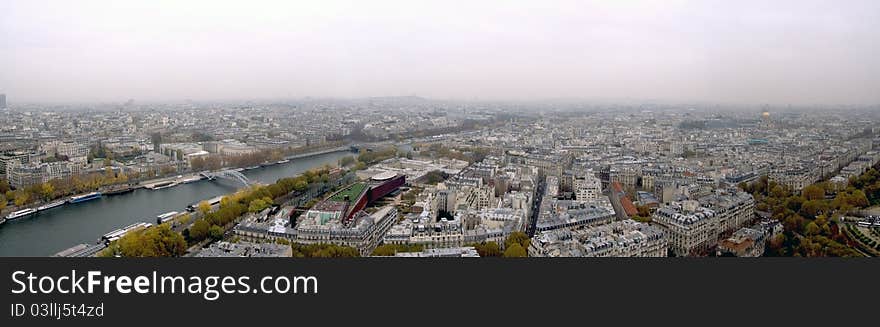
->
xmin=0 ymin=150 xmax=355 ymax=256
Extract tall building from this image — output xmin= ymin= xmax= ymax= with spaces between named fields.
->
xmin=573 ymin=175 xmax=602 ymax=201
xmin=529 ymin=220 xmax=667 ymax=257
xmin=0 ymin=94 xmax=6 ymax=109
xmin=295 ymin=205 xmax=399 ymax=256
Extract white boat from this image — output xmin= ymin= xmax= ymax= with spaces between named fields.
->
xmin=148 ymin=181 xmax=178 ymax=190
xmin=69 ymin=192 xmax=102 ymax=203
xmin=186 ymin=195 xmax=224 ymax=212
xmin=156 ymin=211 xmax=180 ymax=224
xmin=102 ymin=222 xmax=152 ymax=243
xmin=6 ymin=208 xmax=38 ymax=220
xmin=276 ymin=159 xmax=290 ymax=164
xmin=180 ymin=176 xmax=203 ymax=184
xmin=37 ymin=200 xmax=66 ymax=211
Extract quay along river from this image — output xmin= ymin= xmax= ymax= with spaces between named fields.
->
xmin=0 ymin=150 xmax=355 ymax=257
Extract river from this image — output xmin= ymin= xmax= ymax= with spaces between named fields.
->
xmin=0 ymin=150 xmax=356 ymax=257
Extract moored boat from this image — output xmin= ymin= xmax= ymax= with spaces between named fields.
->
xmin=69 ymin=192 xmax=102 ymax=204
xmin=148 ymin=181 xmax=178 ymax=190
xmin=6 ymin=208 xmax=38 ymax=220
xmin=37 ymin=200 xmax=66 ymax=211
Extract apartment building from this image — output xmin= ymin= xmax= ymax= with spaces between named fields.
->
xmin=529 ymin=220 xmax=667 ymax=257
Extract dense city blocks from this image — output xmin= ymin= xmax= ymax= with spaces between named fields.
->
xmin=2 ymin=101 xmax=879 ymax=257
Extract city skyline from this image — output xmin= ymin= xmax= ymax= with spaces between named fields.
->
xmin=2 ymin=0 xmax=880 ymax=105
xmin=2 ymin=3 xmax=877 ymax=322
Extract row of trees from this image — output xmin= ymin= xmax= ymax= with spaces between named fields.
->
xmin=2 ymin=168 xmax=137 ymax=209
xmin=290 ymin=243 xmax=360 ymax=257
xmin=337 ymin=155 xmax=356 ymax=167
xmin=189 ymin=141 xmax=346 ymax=172
xmin=99 ymin=225 xmax=187 ymax=257
xmin=189 ymin=150 xmax=285 ymax=171
xmin=419 ymin=170 xmax=447 ymax=185
xmin=371 ymin=244 xmax=424 ymax=256
xmin=356 ymin=147 xmax=398 ymax=165
xmin=103 ymin=166 xmax=339 ymax=257
xmin=421 ymin=143 xmax=491 ymax=163
xmin=185 ymin=167 xmax=335 ymax=244
xmin=846 ymin=224 xmax=880 ymax=253
xmin=330 ymin=147 xmax=404 ymax=172
xmin=471 ymin=241 xmax=502 ymax=257
xmin=467 ymin=232 xmax=531 ymax=257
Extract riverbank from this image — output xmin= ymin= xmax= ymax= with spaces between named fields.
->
xmin=1 ymin=145 xmax=356 ymax=220
xmin=0 ymin=150 xmax=355 ymax=256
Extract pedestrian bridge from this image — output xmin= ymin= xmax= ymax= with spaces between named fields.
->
xmin=200 ymin=169 xmax=253 ymax=186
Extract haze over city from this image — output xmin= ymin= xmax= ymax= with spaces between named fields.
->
xmin=3 ymin=0 xmax=880 ymax=262
xmin=2 ymin=0 xmax=879 ymax=105
xmin=3 ymin=3 xmax=880 ymax=325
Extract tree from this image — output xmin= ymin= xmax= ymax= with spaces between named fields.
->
xmin=189 ymin=218 xmax=211 ymax=241
xmin=372 ymin=245 xmax=397 ymax=256
xmin=209 ymin=225 xmax=224 ymax=241
xmin=472 ymin=242 xmax=502 ymax=257
xmin=767 ymin=234 xmax=787 ymax=256
xmin=504 ymin=232 xmax=531 ymax=250
xmin=198 ymin=201 xmax=212 ymax=215
xmin=248 ymin=199 xmax=268 ymax=213
xmin=805 ymin=221 xmax=820 ymax=236
xmin=503 ymin=243 xmax=527 ymax=257
xmin=338 ymin=156 xmax=356 ymax=167
xmin=371 ymin=244 xmax=424 ymax=256
xmin=636 ymin=205 xmax=651 ymax=218
xmin=38 ymin=183 xmax=55 ymax=201
xmin=802 ymin=184 xmax=825 ymax=201
xmin=771 ymin=185 xmax=789 ymax=199
xmin=737 ymin=182 xmax=749 ymax=193
xmin=13 ymin=191 xmax=30 ymax=206
xmin=116 ymin=172 xmax=128 ymax=183
xmin=176 ymin=213 xmax=192 ymax=226
xmin=0 ymin=179 xmax=9 ymax=194
xmin=294 ymin=179 xmax=308 ymax=192
xmin=291 ymin=243 xmax=360 ymax=258
xmin=114 ymin=225 xmax=187 ymax=257
xmin=800 ymin=200 xmax=826 ymax=219
xmin=784 ymin=196 xmax=805 ymax=212
xmin=848 ymin=190 xmax=869 ymax=208
xmin=421 ymin=170 xmax=447 ymax=185
xmin=0 ymin=194 xmax=6 ymax=211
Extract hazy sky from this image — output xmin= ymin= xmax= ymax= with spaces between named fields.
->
xmin=1 ymin=0 xmax=879 ymax=105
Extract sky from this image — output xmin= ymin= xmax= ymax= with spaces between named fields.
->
xmin=1 ymin=0 xmax=879 ymax=105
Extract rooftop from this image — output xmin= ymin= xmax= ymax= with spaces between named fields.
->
xmin=371 ymin=170 xmax=397 ymax=181
xmin=311 ymin=200 xmax=348 ymax=213
xmin=329 ymin=182 xmax=368 ymax=205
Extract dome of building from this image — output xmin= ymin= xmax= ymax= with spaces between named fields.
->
xmin=371 ymin=171 xmax=397 ymax=181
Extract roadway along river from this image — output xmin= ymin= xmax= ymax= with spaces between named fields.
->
xmin=0 ymin=150 xmax=355 ymax=257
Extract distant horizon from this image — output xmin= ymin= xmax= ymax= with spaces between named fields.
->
xmin=2 ymin=94 xmax=879 ymax=110
xmin=2 ymin=1 xmax=879 ymax=105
